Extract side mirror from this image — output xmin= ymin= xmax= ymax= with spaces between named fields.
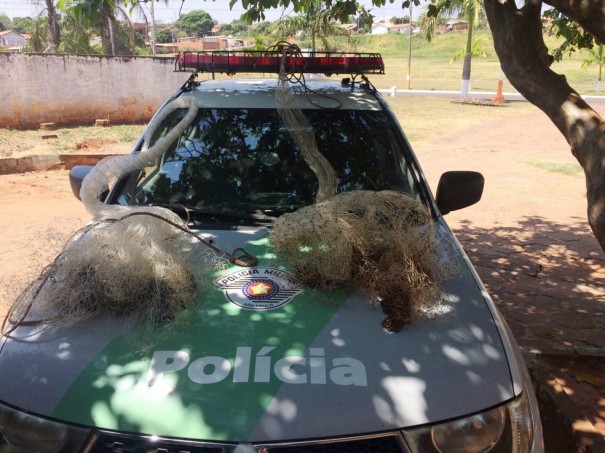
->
xmin=69 ymin=165 xmax=95 ymax=201
xmin=435 ymin=171 xmax=484 ymax=215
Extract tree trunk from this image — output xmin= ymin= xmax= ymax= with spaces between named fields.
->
xmin=108 ymin=18 xmax=116 ymax=55
xmin=100 ymin=5 xmax=116 ymax=55
xmin=45 ymin=0 xmax=60 ymax=49
xmin=460 ymin=18 xmax=474 ymax=98
xmin=485 ymin=0 xmax=605 ymax=254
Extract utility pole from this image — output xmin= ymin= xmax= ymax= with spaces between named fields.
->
xmin=150 ymin=0 xmax=156 ymax=56
xmin=407 ymin=2 xmax=412 ymax=89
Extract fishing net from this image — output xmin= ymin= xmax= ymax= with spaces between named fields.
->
xmin=276 ymin=45 xmax=338 ymax=203
xmin=270 ymin=190 xmax=455 ymax=332
xmin=271 ymin=45 xmax=453 ymax=331
xmin=2 ymin=94 xmax=227 ymax=336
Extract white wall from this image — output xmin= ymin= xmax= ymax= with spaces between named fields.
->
xmin=0 ymin=53 xmax=189 ymax=129
xmin=371 ymin=24 xmax=389 ymax=35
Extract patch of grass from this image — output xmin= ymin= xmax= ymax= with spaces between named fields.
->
xmin=0 ymin=125 xmax=145 ymax=158
xmin=383 ymin=96 xmax=538 ymax=151
xmin=115 ymin=125 xmax=143 ymax=143
xmin=525 ymin=161 xmax=584 ymax=177
xmin=349 ymin=31 xmax=602 ymax=96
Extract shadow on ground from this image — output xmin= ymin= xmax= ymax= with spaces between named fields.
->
xmin=451 ymin=215 xmax=604 ymax=354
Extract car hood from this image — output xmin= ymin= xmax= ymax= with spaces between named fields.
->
xmin=0 ymin=222 xmax=514 ymax=443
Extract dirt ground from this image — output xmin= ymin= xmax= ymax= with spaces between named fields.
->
xmin=0 ymin=100 xmax=604 ymax=441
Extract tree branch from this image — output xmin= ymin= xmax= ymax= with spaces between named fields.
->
xmin=542 ymin=0 xmax=605 ymax=42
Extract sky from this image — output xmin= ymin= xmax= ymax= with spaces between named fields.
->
xmin=0 ymin=0 xmax=425 ymax=25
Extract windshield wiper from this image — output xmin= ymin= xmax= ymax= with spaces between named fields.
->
xmin=154 ymin=204 xmax=276 ymax=226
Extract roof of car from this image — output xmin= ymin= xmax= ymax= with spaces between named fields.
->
xmin=188 ymin=78 xmax=383 ymax=111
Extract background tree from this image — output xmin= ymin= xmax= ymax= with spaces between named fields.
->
xmin=449 ymin=36 xmax=490 ymax=63
xmin=59 ymin=0 xmax=119 ymax=54
xmin=234 ymin=0 xmax=605 ymax=253
xmin=253 ymin=21 xmax=274 ymax=35
xmin=175 ymin=10 xmax=214 ymax=37
xmin=220 ymin=19 xmax=250 ymax=36
xmin=0 ymin=12 xmax=10 ymax=31
xmin=155 ymin=28 xmax=174 ymax=43
xmin=11 ymin=17 xmax=36 ymax=34
xmin=16 ymin=7 xmax=60 ymax=52
xmin=417 ymin=10 xmax=445 ymax=40
xmin=26 ymin=15 xmax=51 ymax=52
xmin=355 ymin=13 xmax=373 ymax=34
xmin=59 ymin=0 xmax=147 ymax=54
xmin=390 ymin=15 xmax=409 ymax=24
xmin=270 ymin=0 xmax=351 ymax=53
xmin=58 ymin=13 xmax=99 ymax=54
xmin=44 ymin=0 xmax=61 ymax=49
xmin=423 ymin=0 xmax=484 ymax=98
xmin=270 ymin=15 xmax=305 ymax=42
xmin=581 ymin=44 xmax=604 ymax=93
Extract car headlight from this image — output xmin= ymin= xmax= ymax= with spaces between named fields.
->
xmin=0 ymin=400 xmax=90 ymax=452
xmin=402 ymin=390 xmax=536 ymax=452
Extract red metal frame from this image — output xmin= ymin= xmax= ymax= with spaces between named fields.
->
xmin=175 ymin=50 xmax=385 ymax=76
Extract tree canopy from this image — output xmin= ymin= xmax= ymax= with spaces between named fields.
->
xmin=421 ymin=0 xmax=485 ymax=97
xmin=175 ymin=10 xmax=215 ymax=37
xmin=11 ymin=17 xmax=36 ymax=34
xmin=581 ymin=44 xmax=604 ymax=92
xmin=0 ymin=12 xmax=11 ymax=31
xmin=270 ymin=0 xmax=351 ymax=52
xmin=156 ymin=28 xmax=175 ymax=43
xmin=219 ymin=19 xmax=250 ymax=36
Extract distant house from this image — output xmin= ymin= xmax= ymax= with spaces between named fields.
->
xmin=371 ymin=22 xmax=415 ymax=35
xmin=0 ymin=30 xmax=26 ymax=49
xmin=176 ymin=36 xmax=244 ymax=52
xmin=155 ymin=43 xmax=179 ymax=54
xmin=339 ymin=23 xmax=358 ymax=34
xmin=446 ymin=19 xmax=469 ymax=31
xmin=371 ymin=23 xmax=390 ymax=35
xmin=388 ymin=24 xmax=414 ymax=34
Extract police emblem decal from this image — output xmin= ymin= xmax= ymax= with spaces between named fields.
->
xmin=215 ymin=267 xmax=303 ymax=310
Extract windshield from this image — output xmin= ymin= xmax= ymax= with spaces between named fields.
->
xmin=129 ymin=107 xmax=420 ymax=217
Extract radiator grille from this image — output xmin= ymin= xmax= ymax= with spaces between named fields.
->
xmin=88 ymin=432 xmax=408 ymax=453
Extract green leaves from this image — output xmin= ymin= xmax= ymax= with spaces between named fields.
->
xmin=175 ymin=10 xmax=215 ymax=37
xmin=545 ymin=10 xmax=596 ymax=62
xmin=427 ymin=2 xmax=443 ymax=18
xmin=449 ymin=37 xmax=490 ymax=63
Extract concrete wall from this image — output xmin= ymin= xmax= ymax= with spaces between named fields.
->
xmin=0 ymin=53 xmax=189 ymax=129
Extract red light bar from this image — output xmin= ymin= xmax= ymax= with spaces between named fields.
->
xmin=175 ymin=50 xmax=385 ymax=76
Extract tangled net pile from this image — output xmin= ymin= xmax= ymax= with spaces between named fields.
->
xmin=2 ymin=94 xmax=226 ymax=336
xmin=270 ymin=190 xmax=454 ymax=332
